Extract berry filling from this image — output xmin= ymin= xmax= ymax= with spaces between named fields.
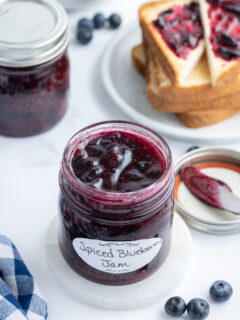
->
xmin=207 ymin=0 xmax=240 ymax=60
xmin=153 ymin=2 xmax=203 ymax=59
xmin=71 ymin=131 xmax=166 ymax=192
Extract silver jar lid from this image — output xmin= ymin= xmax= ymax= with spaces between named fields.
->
xmin=0 ymin=0 xmax=69 ymax=67
xmin=175 ymin=147 xmax=240 ymax=235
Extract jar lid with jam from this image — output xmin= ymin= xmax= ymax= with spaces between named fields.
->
xmin=0 ymin=0 xmax=69 ymax=67
xmin=175 ymin=147 xmax=240 ymax=235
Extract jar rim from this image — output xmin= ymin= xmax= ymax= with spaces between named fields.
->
xmin=61 ymin=121 xmax=173 ymax=205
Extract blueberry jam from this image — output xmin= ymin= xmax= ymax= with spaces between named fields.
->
xmin=59 ymin=122 xmax=174 ymax=285
xmin=0 ymin=52 xmax=69 ymax=137
xmin=207 ymin=0 xmax=240 ymax=60
xmin=71 ymin=132 xmax=165 ymax=192
xmin=180 ymin=166 xmax=232 ymax=208
xmin=153 ymin=2 xmax=203 ymax=59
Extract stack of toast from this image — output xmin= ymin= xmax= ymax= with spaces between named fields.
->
xmin=132 ymin=0 xmax=240 ymax=128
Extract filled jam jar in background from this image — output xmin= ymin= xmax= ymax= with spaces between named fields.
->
xmin=59 ymin=121 xmax=175 ymax=285
xmin=0 ymin=0 xmax=69 ymax=137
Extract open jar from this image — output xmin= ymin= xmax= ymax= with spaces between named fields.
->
xmin=59 ymin=121 xmax=174 ymax=285
xmin=0 ymin=0 xmax=69 ymax=137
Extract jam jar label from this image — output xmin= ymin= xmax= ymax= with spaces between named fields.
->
xmin=72 ymin=238 xmax=162 ymax=274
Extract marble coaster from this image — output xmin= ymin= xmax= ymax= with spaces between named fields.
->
xmin=45 ymin=214 xmax=192 ymax=310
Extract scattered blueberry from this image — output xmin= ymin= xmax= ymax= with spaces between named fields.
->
xmin=187 ymin=298 xmax=210 ymax=320
xmin=210 ymin=280 xmax=233 ymax=302
xmin=77 ymin=27 xmax=93 ymax=44
xmin=165 ymin=296 xmax=187 ymax=317
xmin=77 ymin=18 xmax=94 ymax=31
xmin=93 ymin=13 xmax=106 ymax=29
xmin=186 ymin=145 xmax=200 ymax=153
xmin=109 ymin=13 xmax=122 ymax=29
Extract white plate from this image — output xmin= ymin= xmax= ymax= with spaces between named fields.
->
xmin=101 ymin=22 xmax=240 ymax=144
xmin=45 ymin=214 xmax=192 ymax=310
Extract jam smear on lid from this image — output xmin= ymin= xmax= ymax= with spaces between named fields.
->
xmin=153 ymin=2 xmax=203 ymax=59
xmin=71 ymin=131 xmax=166 ymax=193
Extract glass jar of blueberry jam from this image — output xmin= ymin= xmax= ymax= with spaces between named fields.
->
xmin=0 ymin=0 xmax=69 ymax=137
xmin=59 ymin=121 xmax=174 ymax=285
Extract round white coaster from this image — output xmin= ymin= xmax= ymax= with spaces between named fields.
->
xmin=45 ymin=214 xmax=192 ymax=310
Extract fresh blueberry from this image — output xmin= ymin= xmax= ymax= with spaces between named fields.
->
xmin=77 ymin=18 xmax=94 ymax=31
xmin=93 ymin=13 xmax=106 ymax=29
xmin=210 ymin=280 xmax=233 ymax=302
xmin=76 ymin=26 xmax=93 ymax=44
xmin=109 ymin=13 xmax=122 ymax=29
xmin=187 ymin=298 xmax=209 ymax=320
xmin=165 ymin=296 xmax=187 ymax=317
xmin=186 ymin=145 xmax=200 ymax=153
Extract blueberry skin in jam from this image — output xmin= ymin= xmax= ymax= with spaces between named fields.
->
xmin=0 ymin=52 xmax=69 ymax=137
xmin=207 ymin=0 xmax=240 ymax=60
xmin=58 ymin=122 xmax=174 ymax=285
xmin=153 ymin=2 xmax=203 ymax=59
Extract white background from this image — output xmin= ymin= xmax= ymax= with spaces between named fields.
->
xmin=0 ymin=0 xmax=240 ymax=319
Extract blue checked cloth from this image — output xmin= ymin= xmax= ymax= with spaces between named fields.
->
xmin=0 ymin=235 xmax=48 ymax=320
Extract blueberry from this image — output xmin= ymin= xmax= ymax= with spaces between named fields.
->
xmin=86 ymin=146 xmax=103 ymax=157
xmin=156 ymin=16 xmax=165 ymax=28
xmin=171 ymin=18 xmax=180 ymax=26
xmin=93 ymin=13 xmax=106 ymax=29
xmin=137 ymin=161 xmax=151 ymax=172
xmin=225 ymin=5 xmax=240 ymax=15
xmin=77 ymin=27 xmax=93 ymax=45
xmin=77 ymin=18 xmax=94 ymax=31
xmin=187 ymin=298 xmax=209 ymax=320
xmin=125 ymin=169 xmax=144 ymax=181
xmin=210 ymin=280 xmax=233 ymax=302
xmin=186 ymin=145 xmax=200 ymax=153
xmin=109 ymin=13 xmax=122 ymax=29
xmin=217 ymin=47 xmax=239 ymax=59
xmin=189 ymin=35 xmax=198 ymax=48
xmin=162 ymin=8 xmax=173 ymax=15
xmin=165 ymin=296 xmax=187 ymax=317
xmin=181 ymin=32 xmax=190 ymax=45
xmin=217 ymin=33 xmax=237 ymax=48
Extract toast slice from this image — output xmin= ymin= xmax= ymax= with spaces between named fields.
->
xmin=147 ymin=59 xmax=240 ymax=126
xmin=177 ymin=108 xmax=240 ymax=128
xmin=131 ymin=44 xmax=146 ymax=76
xmin=139 ymin=0 xmax=205 ymax=85
xmin=146 ymin=57 xmax=240 ymax=112
xmin=131 ymin=46 xmax=240 ymax=127
xmin=132 ymin=44 xmax=240 ymax=103
xmin=199 ymin=0 xmax=240 ymax=86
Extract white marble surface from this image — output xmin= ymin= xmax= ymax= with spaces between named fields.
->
xmin=0 ymin=0 xmax=240 ymax=319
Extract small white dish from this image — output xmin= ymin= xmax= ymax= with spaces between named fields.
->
xmin=45 ymin=214 xmax=192 ymax=310
xmin=101 ymin=22 xmax=240 ymax=144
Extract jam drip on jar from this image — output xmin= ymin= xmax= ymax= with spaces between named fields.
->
xmin=153 ymin=2 xmax=203 ymax=59
xmin=180 ymin=166 xmax=232 ymax=208
xmin=71 ymin=131 xmax=166 ymax=192
xmin=207 ymin=0 xmax=240 ymax=60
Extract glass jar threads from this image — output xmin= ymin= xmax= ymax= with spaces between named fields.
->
xmin=0 ymin=0 xmax=70 ymax=137
xmin=59 ymin=121 xmax=175 ymax=285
